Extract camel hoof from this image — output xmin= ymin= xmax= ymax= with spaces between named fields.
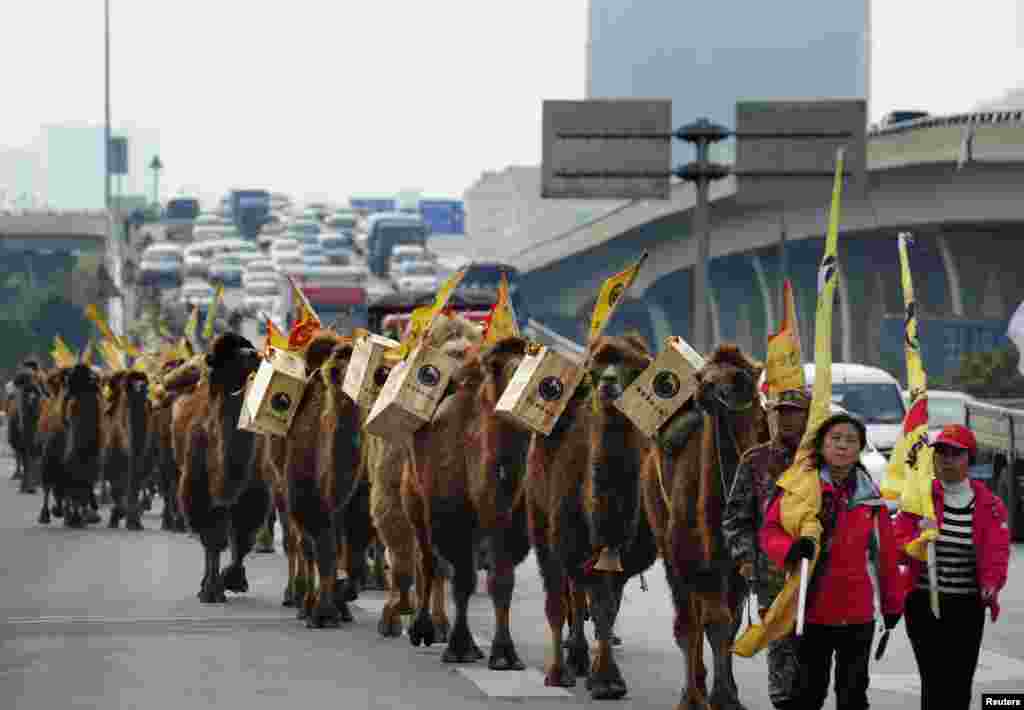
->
xmin=306 ymin=604 xmax=341 ymax=629
xmin=708 ymin=689 xmax=746 ymax=710
xmin=566 ymin=640 xmax=590 ymax=677
xmin=432 ymin=618 xmax=450 ymax=644
xmin=84 ymin=509 xmax=101 ymax=524
xmin=544 ymin=665 xmax=577 ymax=688
xmin=220 ymin=564 xmax=248 ymax=593
xmin=51 ymin=504 xmax=62 ymax=517
xmin=38 ymin=509 xmax=51 ymax=525
xmin=338 ymin=600 xmax=353 ymax=623
xmin=126 ymin=518 xmax=143 ymax=531
xmin=612 ymin=634 xmax=622 ymax=646
xmin=378 ymin=614 xmax=403 ymax=638
xmin=198 ymin=587 xmax=227 ymax=604
xmin=587 ymin=676 xmax=628 ymax=701
xmin=19 ymin=486 xmax=36 ymax=494
xmin=408 ymin=612 xmax=435 ymax=647
xmin=488 ymin=639 xmax=526 ymax=671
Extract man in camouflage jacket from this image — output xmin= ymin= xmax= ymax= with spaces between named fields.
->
xmin=723 ymin=387 xmax=810 ymax=710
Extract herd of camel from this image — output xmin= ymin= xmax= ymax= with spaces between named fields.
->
xmin=5 ymin=315 xmax=771 ymax=710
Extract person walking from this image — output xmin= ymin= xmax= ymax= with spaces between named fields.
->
xmin=723 ymin=387 xmax=811 ymax=709
xmin=893 ymin=424 xmax=1010 ymax=710
xmin=760 ymin=412 xmax=905 ymax=710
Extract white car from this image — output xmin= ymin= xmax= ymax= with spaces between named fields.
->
xmin=269 ymin=237 xmax=301 ymax=259
xmin=244 ymin=278 xmax=281 ymax=315
xmin=179 ymin=281 xmax=215 ymax=308
xmin=183 ymin=243 xmax=216 ymax=279
xmin=209 ymin=254 xmax=244 ymax=287
xmin=243 ymin=259 xmax=276 ymax=287
xmin=392 ymin=262 xmax=440 ymax=293
xmin=390 ymin=245 xmax=432 ymax=268
xmin=273 ymin=253 xmax=305 ymax=273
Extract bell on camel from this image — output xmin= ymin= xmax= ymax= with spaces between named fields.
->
xmin=594 ymin=546 xmax=624 ymax=572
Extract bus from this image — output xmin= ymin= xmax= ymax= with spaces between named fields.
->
xmin=365 ymin=212 xmax=429 ymax=278
xmin=228 ymin=189 xmax=272 ymax=240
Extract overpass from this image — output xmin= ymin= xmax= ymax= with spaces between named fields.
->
xmin=514 ymin=109 xmax=1024 ymax=381
xmin=0 ymin=209 xmax=111 ymax=252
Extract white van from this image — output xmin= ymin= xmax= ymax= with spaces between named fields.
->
xmin=804 ymin=363 xmax=907 ymax=458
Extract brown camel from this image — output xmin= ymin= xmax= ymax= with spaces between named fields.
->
xmin=403 ymin=329 xmax=536 ymax=670
xmin=525 ymin=334 xmax=658 ymax=699
xmin=639 ymin=344 xmax=767 ymax=710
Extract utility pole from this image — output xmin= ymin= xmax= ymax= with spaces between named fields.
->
xmin=149 ymin=155 xmax=163 ymax=207
xmin=104 ymin=0 xmax=111 ymax=212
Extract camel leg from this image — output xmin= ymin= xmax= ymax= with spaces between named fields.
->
xmin=586 ymin=573 xmax=628 ymax=700
xmin=667 ymin=562 xmax=711 ymax=710
xmin=405 ymin=493 xmax=438 ymax=648
xmin=486 ymin=524 xmax=528 ymax=671
xmin=705 ymin=571 xmax=748 ymax=710
xmin=306 ymin=522 xmax=341 ymax=629
xmin=567 ymin=578 xmax=591 ymax=676
xmin=198 ymin=509 xmax=229 ymax=603
xmin=38 ymin=485 xmax=52 ymax=524
xmin=283 ymin=524 xmax=300 ymax=607
xmin=337 ymin=490 xmax=371 ymax=606
xmin=441 ymin=536 xmax=483 ymax=664
xmin=379 ymin=538 xmax=414 ymax=638
xmin=222 ymin=484 xmax=270 ymax=594
xmin=429 ymin=571 xmax=450 ymax=643
xmin=297 ymin=534 xmax=317 ymax=621
xmin=535 ymin=541 xmax=575 ymax=687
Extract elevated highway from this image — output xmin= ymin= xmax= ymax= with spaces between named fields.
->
xmin=514 ymin=110 xmax=1024 ymax=378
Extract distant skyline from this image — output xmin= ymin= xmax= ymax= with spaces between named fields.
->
xmin=2 ymin=0 xmax=1022 ymax=207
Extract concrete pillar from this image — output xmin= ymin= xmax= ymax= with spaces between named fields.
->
xmin=936 ymin=232 xmax=964 ymax=317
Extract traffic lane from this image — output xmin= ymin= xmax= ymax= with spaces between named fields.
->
xmin=2 ymin=469 xmax=1024 ymax=708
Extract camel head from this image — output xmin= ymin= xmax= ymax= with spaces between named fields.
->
xmin=694 ymin=344 xmax=762 ymax=416
xmin=205 ymin=332 xmax=261 ymax=392
xmin=587 ymin=334 xmax=653 ymax=411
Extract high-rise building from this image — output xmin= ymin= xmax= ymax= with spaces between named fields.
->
xmin=585 ymin=0 xmax=870 ymax=164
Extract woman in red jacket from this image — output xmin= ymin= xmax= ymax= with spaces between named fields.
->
xmin=893 ymin=424 xmax=1011 ymax=710
xmin=760 ymin=412 xmax=905 ymax=710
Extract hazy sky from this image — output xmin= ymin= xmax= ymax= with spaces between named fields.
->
xmin=3 ymin=1 xmax=1022 ymax=206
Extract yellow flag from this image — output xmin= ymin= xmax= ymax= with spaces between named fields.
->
xmin=80 ymin=339 xmax=96 ymax=366
xmin=388 ymin=305 xmax=434 ymax=360
xmin=51 ymin=335 xmax=77 ymax=368
xmin=85 ymin=303 xmax=116 ymax=341
xmin=884 ymin=233 xmax=938 ymax=561
xmin=100 ymin=338 xmax=127 ymax=370
xmin=426 ymin=268 xmax=466 ymax=324
xmin=286 ymin=274 xmax=321 ymax=328
xmin=734 ymin=147 xmax=845 ymax=657
xmin=202 ymin=284 xmax=224 ymax=339
xmin=589 ymin=253 xmax=648 ymax=345
xmin=482 ymin=273 xmax=520 ymax=346
xmin=765 ymin=279 xmax=805 ymax=398
xmin=184 ymin=305 xmax=199 ymax=342
xmin=264 ymin=315 xmax=291 ymax=354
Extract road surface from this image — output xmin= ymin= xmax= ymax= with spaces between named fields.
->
xmin=1 ymin=436 xmax=1021 ymax=709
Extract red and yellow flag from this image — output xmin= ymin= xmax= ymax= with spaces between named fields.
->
xmin=734 ymin=147 xmax=845 ymax=657
xmin=482 ymin=273 xmax=520 ymax=346
xmin=85 ymin=303 xmax=141 ymax=357
xmin=884 ymin=233 xmax=937 ymax=560
xmin=264 ymin=315 xmax=290 ymax=354
xmin=285 ymin=275 xmax=321 ymax=350
xmin=588 ymin=253 xmax=648 ymax=345
xmin=764 ymin=279 xmax=805 ymax=399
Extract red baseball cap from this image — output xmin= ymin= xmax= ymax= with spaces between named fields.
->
xmin=933 ymin=424 xmax=977 ymax=458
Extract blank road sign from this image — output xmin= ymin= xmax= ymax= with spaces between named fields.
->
xmin=734 ymin=99 xmax=867 ymax=206
xmin=542 ymin=99 xmax=672 ymax=200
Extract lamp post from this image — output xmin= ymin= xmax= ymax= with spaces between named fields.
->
xmin=149 ymin=155 xmax=163 ymax=207
xmin=104 ymin=0 xmax=111 ymax=212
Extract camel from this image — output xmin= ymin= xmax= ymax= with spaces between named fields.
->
xmin=525 ymin=334 xmax=658 ymax=699
xmin=102 ymin=370 xmax=152 ymax=530
xmin=639 ymin=344 xmax=768 ymax=710
xmin=173 ymin=333 xmax=269 ymax=603
xmin=403 ymin=331 xmax=536 ymax=671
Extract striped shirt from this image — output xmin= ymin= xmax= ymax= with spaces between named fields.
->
xmin=917 ymin=499 xmax=978 ymax=595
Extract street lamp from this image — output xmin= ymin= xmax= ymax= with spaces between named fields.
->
xmin=149 ymin=155 xmax=163 ymax=207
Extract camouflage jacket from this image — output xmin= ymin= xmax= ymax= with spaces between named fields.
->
xmin=722 ymin=441 xmax=797 ymax=607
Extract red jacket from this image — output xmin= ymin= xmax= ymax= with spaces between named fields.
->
xmin=892 ymin=479 xmax=1010 ymax=621
xmin=761 ymin=467 xmax=905 ymax=625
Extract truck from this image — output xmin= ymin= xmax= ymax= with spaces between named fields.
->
xmin=964 ymin=400 xmax=1024 ymax=540
xmin=160 ymin=197 xmax=200 ymax=242
xmin=281 ymin=266 xmax=370 ymax=334
xmin=365 ymin=212 xmax=429 ymax=278
xmin=228 ymin=189 xmax=272 ymax=241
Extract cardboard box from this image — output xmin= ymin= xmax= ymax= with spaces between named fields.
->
xmin=494 ymin=344 xmax=585 ymax=436
xmin=342 ymin=333 xmax=401 ymax=412
xmin=363 ymin=341 xmax=461 ymax=441
xmin=237 ymin=347 xmax=308 ymax=437
xmin=614 ymin=336 xmax=705 ymax=439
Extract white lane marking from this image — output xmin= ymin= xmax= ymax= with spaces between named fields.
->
xmin=457 ymin=667 xmax=573 ymax=698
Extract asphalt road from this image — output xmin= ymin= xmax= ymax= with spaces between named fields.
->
xmin=1 ymin=441 xmax=1022 ymax=709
